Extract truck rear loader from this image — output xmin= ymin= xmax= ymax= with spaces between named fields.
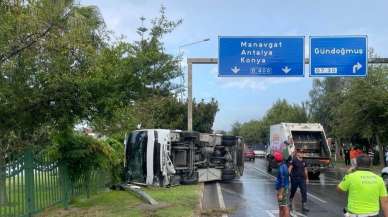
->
xmin=266 ymin=123 xmax=331 ymax=179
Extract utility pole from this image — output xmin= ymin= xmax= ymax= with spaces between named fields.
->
xmin=177 ymin=39 xmax=210 ymax=131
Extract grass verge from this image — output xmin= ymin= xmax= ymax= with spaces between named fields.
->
xmin=38 ymin=184 xmax=201 ymax=217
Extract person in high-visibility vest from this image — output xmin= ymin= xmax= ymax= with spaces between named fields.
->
xmin=337 ymin=154 xmax=388 ymax=217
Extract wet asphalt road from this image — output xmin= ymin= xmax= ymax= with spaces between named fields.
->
xmin=203 ymin=158 xmax=384 ymax=217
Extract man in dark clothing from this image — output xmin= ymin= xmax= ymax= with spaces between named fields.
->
xmin=288 ymin=150 xmax=309 ymax=212
xmin=344 ymin=146 xmax=350 ymax=166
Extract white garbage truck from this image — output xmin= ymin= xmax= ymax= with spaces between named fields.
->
xmin=266 ymin=123 xmax=331 ymax=179
xmin=124 ymin=129 xmax=244 ymax=186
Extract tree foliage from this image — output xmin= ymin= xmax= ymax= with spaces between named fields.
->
xmin=86 ymin=7 xmax=184 ymax=138
xmin=308 ymin=78 xmax=348 ymax=137
xmin=308 ymin=62 xmax=388 ymax=144
xmin=0 ymin=0 xmax=107 ymax=153
xmin=49 ymin=130 xmax=123 ymax=183
xmin=131 ymin=96 xmax=218 ymax=133
xmin=308 ymin=51 xmax=388 ymax=164
xmin=0 ymin=1 xmax=219 ymax=203
xmin=0 ymin=2 xmax=202 ymax=152
xmin=232 ymin=99 xmax=308 ymax=144
xmin=232 ymin=120 xmax=266 ymax=144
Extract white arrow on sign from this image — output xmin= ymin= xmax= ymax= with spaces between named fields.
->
xmin=352 ymin=62 xmax=362 ymax=73
xmin=231 ymin=66 xmax=240 ymax=74
xmin=282 ymin=66 xmax=292 ymax=74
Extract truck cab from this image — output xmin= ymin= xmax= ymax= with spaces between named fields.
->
xmin=124 ymin=129 xmax=244 ymax=186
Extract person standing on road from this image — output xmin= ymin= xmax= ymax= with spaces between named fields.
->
xmin=288 ymin=150 xmax=309 ymax=212
xmin=385 ymin=148 xmax=388 ymax=167
xmin=368 ymin=147 xmax=375 ymax=164
xmin=350 ymin=147 xmax=359 ymax=168
xmin=274 ymin=151 xmax=290 ymax=217
xmin=337 ymin=154 xmax=388 ymax=217
xmin=282 ymin=140 xmax=294 ymax=164
xmin=344 ymin=146 xmax=351 ymax=166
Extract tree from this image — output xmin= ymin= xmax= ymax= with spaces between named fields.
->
xmin=334 ymin=65 xmax=388 ymax=164
xmin=88 ymin=7 xmax=183 ymax=138
xmin=192 ymin=99 xmax=219 ymax=133
xmin=232 ymin=99 xmax=309 ymax=144
xmin=0 ymin=0 xmax=108 ymax=149
xmin=259 ymin=99 xmax=309 ymax=142
xmin=0 ymin=1 xmax=214 ymax=204
xmin=0 ymin=0 xmax=108 ymax=204
xmin=130 ymin=96 xmax=218 ymax=133
xmin=307 ymin=49 xmax=388 ymax=165
xmin=237 ymin=120 xmax=266 ymax=144
xmin=230 ymin=122 xmax=242 ymax=136
xmin=308 ymin=78 xmax=348 ymax=137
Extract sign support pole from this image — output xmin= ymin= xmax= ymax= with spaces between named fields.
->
xmin=187 ymin=58 xmax=218 ymax=131
xmin=187 ymin=61 xmax=192 ymax=131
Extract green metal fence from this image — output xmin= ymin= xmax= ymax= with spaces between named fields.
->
xmin=0 ymin=149 xmax=110 ymax=217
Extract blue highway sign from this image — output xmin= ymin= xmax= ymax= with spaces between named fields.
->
xmin=310 ymin=36 xmax=368 ymax=77
xmin=218 ymin=36 xmax=305 ymax=77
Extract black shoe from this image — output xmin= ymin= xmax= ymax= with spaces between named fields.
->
xmin=302 ymin=203 xmax=310 ymax=212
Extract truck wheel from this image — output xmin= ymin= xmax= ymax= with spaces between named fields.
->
xmin=181 ymin=178 xmax=197 ymax=185
xmin=222 ymin=174 xmax=235 ymax=180
xmin=222 ymin=169 xmax=236 ymax=180
xmin=181 ymin=176 xmax=198 ymax=185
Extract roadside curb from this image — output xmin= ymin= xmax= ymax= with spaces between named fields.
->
xmin=216 ymin=182 xmax=228 ymax=217
xmin=196 ymin=183 xmax=205 ymax=217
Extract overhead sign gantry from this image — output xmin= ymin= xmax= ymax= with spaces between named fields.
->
xmin=186 ymin=35 xmax=387 ymax=131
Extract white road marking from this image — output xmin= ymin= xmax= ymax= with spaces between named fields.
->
xmin=292 ymin=210 xmax=308 ymax=217
xmin=231 ymin=179 xmax=338 ymax=186
xmin=265 ymin=210 xmax=277 ymax=217
xmin=252 ymin=166 xmax=276 ymax=180
xmin=324 ymin=176 xmax=341 ymax=182
xmin=253 ymin=166 xmax=328 ymax=203
xmin=306 ymin=192 xmax=327 ymax=203
xmin=216 ymin=182 xmax=228 ymax=217
xmin=266 ymin=209 xmax=307 ymax=217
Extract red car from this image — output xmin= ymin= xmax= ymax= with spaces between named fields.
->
xmin=244 ymin=149 xmax=255 ymax=161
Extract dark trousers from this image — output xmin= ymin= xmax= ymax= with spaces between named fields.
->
xmin=289 ymin=177 xmax=307 ymax=203
xmin=345 ymin=155 xmax=350 ymax=166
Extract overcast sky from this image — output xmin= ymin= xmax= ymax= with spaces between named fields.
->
xmin=81 ymin=0 xmax=388 ymax=131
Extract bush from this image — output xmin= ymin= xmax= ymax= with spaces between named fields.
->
xmin=102 ymin=137 xmax=125 ymax=184
xmin=48 ymin=130 xmax=125 ymax=185
xmin=52 ymin=130 xmax=113 ymax=182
